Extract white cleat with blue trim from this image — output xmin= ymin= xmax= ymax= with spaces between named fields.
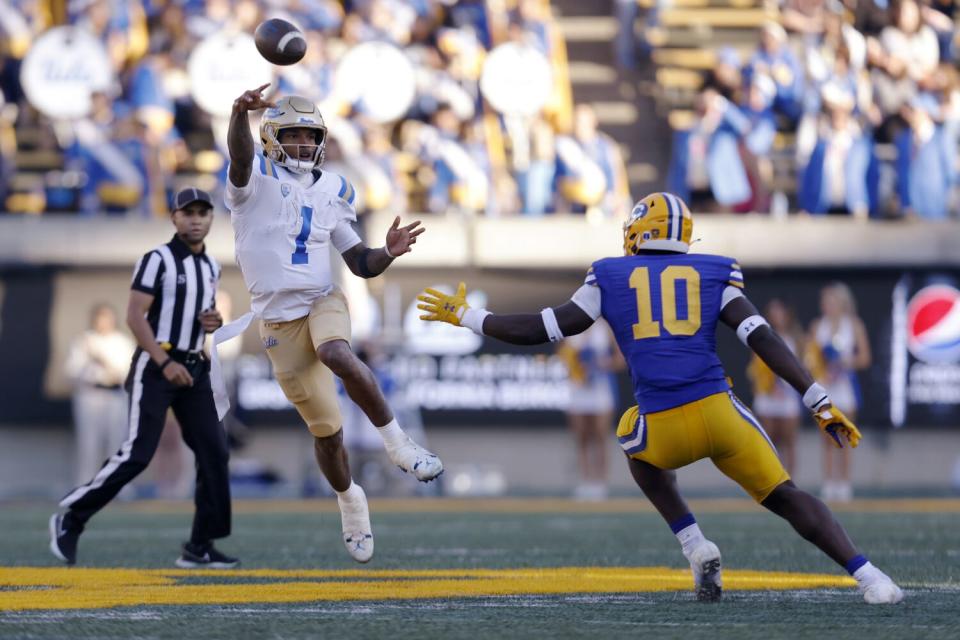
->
xmin=386 ymin=437 xmax=443 ymax=482
xmin=338 ymin=485 xmax=374 ymax=563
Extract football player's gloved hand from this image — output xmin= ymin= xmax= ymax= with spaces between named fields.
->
xmin=418 ymin=282 xmax=470 ymax=326
xmin=814 ymin=406 xmax=862 ymax=449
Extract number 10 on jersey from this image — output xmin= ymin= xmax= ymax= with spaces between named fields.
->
xmin=630 ymin=266 xmax=701 ymax=339
xmin=292 ymin=206 xmax=314 ymax=265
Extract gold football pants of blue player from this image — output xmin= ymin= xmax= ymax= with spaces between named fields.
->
xmin=617 ymin=391 xmax=790 ymax=502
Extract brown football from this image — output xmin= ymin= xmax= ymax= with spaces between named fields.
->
xmin=254 ymin=18 xmax=307 ymax=66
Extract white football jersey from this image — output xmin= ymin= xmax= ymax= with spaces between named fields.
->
xmin=225 ymin=152 xmax=362 ymax=322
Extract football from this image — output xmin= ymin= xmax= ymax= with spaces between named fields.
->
xmin=254 ymin=18 xmax=307 ymax=66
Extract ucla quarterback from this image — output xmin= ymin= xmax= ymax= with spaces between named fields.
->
xmin=418 ymin=192 xmax=903 ymax=604
xmin=223 ymin=84 xmax=442 ymax=564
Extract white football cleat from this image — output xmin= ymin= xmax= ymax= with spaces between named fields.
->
xmin=860 ymin=577 xmax=904 ymax=604
xmin=686 ymin=540 xmax=722 ymax=602
xmin=386 ymin=437 xmax=443 ymax=482
xmin=338 ymin=485 xmax=374 ymax=563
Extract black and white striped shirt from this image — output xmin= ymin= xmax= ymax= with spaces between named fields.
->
xmin=131 ymin=235 xmax=221 ymax=353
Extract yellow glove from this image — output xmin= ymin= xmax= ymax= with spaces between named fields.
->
xmin=814 ymin=406 xmax=862 ymax=449
xmin=418 ymin=282 xmax=470 ymax=326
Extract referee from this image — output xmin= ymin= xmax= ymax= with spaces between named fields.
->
xmin=50 ymin=188 xmax=237 ymax=568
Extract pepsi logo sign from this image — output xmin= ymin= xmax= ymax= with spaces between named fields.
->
xmin=906 ymin=284 xmax=960 ymax=364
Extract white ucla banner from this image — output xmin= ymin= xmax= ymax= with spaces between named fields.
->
xmin=189 ymin=32 xmax=273 ymax=117
xmin=20 ymin=27 xmax=114 ymax=119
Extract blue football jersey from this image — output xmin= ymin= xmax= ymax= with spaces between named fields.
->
xmin=588 ymin=253 xmax=744 ymax=414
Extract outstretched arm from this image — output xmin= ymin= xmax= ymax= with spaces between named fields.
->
xmin=228 ymin=83 xmax=275 ymax=189
xmin=720 ymin=296 xmax=815 ymax=395
xmin=340 ymin=216 xmax=425 ymax=278
xmin=480 ymin=303 xmax=595 ymax=345
xmin=418 ymin=282 xmax=596 ymax=345
xmin=720 ymin=293 xmax=861 ymax=448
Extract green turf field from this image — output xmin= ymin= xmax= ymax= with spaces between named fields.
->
xmin=1 ymin=499 xmax=958 ymax=639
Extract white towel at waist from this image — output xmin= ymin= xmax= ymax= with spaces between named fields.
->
xmin=210 ymin=310 xmax=257 ymax=420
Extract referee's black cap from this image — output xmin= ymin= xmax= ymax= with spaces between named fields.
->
xmin=172 ymin=187 xmax=214 ymax=213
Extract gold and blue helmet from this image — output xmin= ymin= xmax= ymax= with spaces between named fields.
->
xmin=623 ymin=192 xmax=693 ymax=255
xmin=260 ymin=96 xmax=327 ymax=174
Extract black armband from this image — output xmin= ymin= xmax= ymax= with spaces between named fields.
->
xmin=358 ymin=248 xmax=375 ymax=279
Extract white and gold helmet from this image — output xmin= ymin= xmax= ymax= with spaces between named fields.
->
xmin=260 ymin=96 xmax=327 ymax=174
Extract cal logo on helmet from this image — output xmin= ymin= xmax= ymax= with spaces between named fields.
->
xmin=623 ymin=192 xmax=693 ymax=255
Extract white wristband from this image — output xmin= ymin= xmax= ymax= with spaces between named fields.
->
xmin=383 ymin=244 xmax=396 ymax=259
xmin=803 ymin=382 xmax=831 ymax=412
xmin=461 ymin=307 xmax=490 ymax=336
xmin=541 ymin=307 xmax=564 ymax=343
xmin=735 ymin=314 xmax=769 ymax=346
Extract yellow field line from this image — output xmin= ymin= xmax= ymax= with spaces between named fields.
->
xmin=102 ymin=497 xmax=960 ymax=515
xmin=0 ymin=566 xmax=856 ymax=611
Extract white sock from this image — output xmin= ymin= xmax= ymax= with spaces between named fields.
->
xmin=335 ymin=481 xmax=365 ymax=505
xmin=676 ymin=523 xmax=706 ymax=557
xmin=377 ymin=418 xmax=407 ymax=449
xmin=853 ymin=562 xmax=887 ymax=585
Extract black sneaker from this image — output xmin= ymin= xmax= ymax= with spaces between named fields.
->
xmin=175 ymin=542 xmax=239 ymax=569
xmin=49 ymin=513 xmax=79 ymax=565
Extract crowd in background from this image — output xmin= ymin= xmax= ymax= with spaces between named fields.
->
xmin=665 ymin=0 xmax=959 ymax=219
xmin=0 ymin=0 xmax=629 ymax=218
xmin=2 ymin=0 xmax=958 ymax=219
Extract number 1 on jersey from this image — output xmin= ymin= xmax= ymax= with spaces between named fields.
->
xmin=292 ymin=205 xmax=314 ymax=265
xmin=630 ymin=266 xmax=701 ymax=339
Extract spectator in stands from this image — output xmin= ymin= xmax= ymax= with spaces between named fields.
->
xmin=782 ymin=0 xmax=829 ymax=35
xmin=896 ymin=93 xmax=957 ymax=219
xmin=807 ymin=282 xmax=872 ymax=502
xmin=412 ymin=40 xmax=478 ymax=124
xmin=359 ymin=124 xmax=408 ymax=213
xmin=798 ymin=36 xmax=877 ymax=167
xmin=738 ymin=74 xmax=778 ymax=212
xmin=68 ymin=99 xmax=145 ymax=216
xmin=446 ymin=0 xmax=494 ymax=49
xmin=555 ymin=104 xmax=629 ymax=216
xmin=703 ymin=47 xmax=744 ymax=103
xmin=922 ymin=0 xmax=956 ymax=62
xmin=667 ymin=89 xmax=754 ymax=212
xmin=145 ymin=1 xmax=191 ymax=63
xmin=869 ymin=0 xmax=939 ymax=138
xmin=65 ymin=303 xmax=135 ymax=485
xmin=513 ymin=0 xmax=552 ymax=55
xmin=745 ymin=22 xmax=805 ymax=125
xmin=849 ymin=0 xmax=892 ymax=38
xmin=748 ymin=299 xmax=803 ymax=475
xmin=427 ymin=105 xmax=489 ymax=214
xmin=798 ymin=84 xmax=872 ymax=218
xmin=506 ymin=114 xmax=556 ymax=216
xmin=285 ymin=0 xmax=345 ymax=34
xmin=73 ymin=0 xmax=149 ymax=72
xmin=803 ymin=8 xmax=868 ymax=101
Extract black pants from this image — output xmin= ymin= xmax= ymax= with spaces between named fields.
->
xmin=59 ymin=351 xmax=231 ymax=545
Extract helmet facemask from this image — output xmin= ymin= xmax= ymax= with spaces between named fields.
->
xmin=265 ymin=124 xmax=327 ymax=174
